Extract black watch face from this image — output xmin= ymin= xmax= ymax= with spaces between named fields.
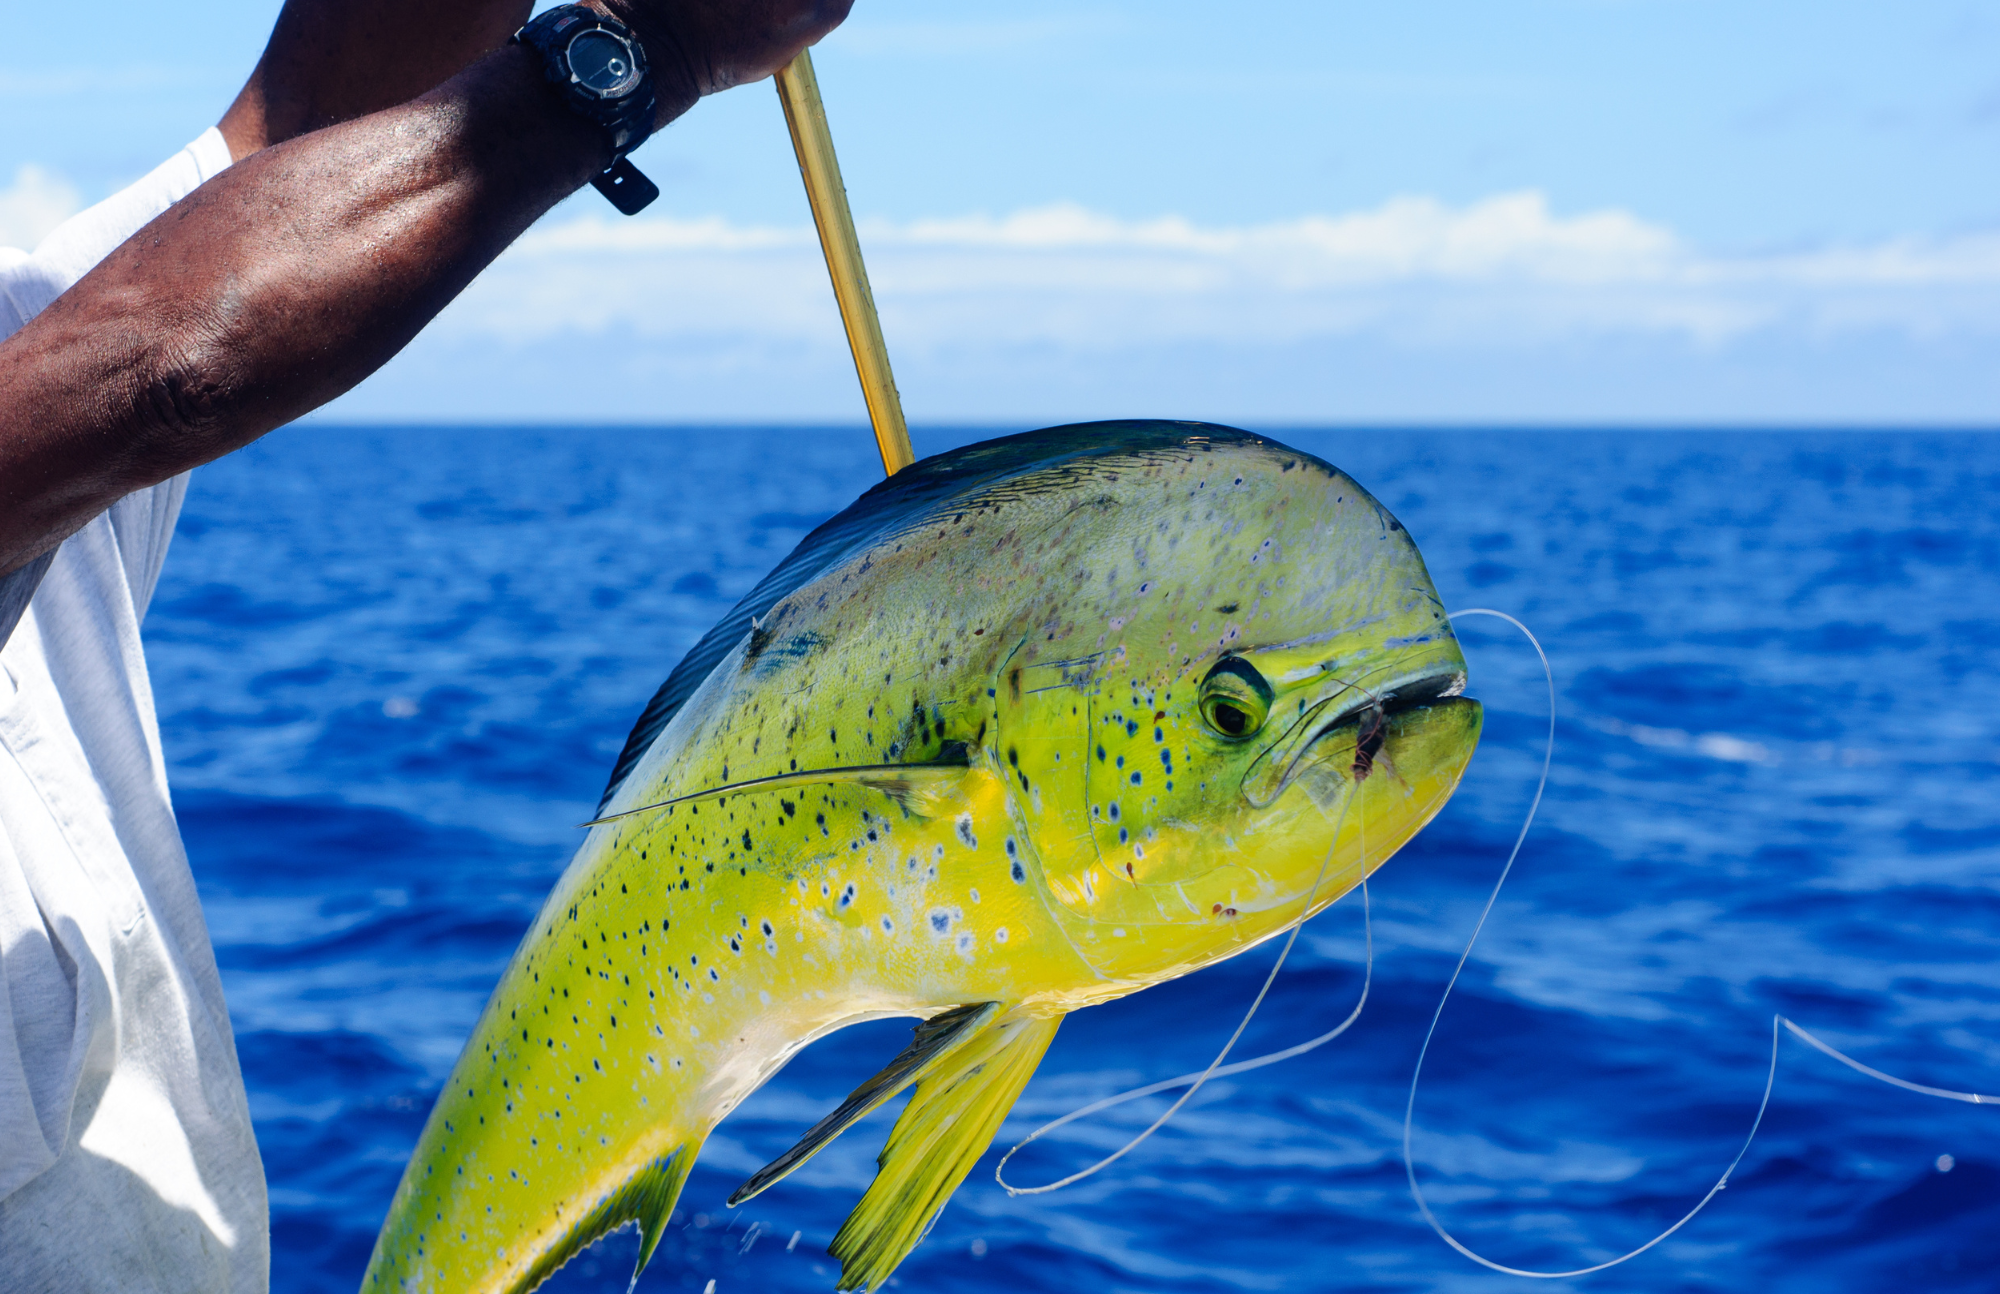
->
xmin=566 ymin=29 xmax=641 ymax=97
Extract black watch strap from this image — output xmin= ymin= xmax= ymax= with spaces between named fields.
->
xmin=512 ymin=5 xmax=660 ymax=215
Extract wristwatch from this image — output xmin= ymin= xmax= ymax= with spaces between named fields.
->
xmin=512 ymin=4 xmax=661 ymax=215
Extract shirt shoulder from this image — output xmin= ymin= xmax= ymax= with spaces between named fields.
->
xmin=27 ymin=128 xmax=232 ymax=298
xmin=0 ymin=129 xmax=231 ymax=623
xmin=0 ymin=247 xmax=63 ymax=339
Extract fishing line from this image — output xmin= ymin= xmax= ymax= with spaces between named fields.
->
xmin=993 ymin=601 xmax=1990 ymax=1220
xmin=994 ymin=880 xmax=1375 ymax=1195
xmin=990 ymin=607 xmax=1992 ymax=1258
xmin=1404 ymin=606 xmax=1775 ymax=1279
xmin=997 ymin=686 xmax=1383 ymax=1196
xmin=1778 ymin=1018 xmax=1996 ymax=1104
xmin=1402 ymin=608 xmax=2000 ymax=1280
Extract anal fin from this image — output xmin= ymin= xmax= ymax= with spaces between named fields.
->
xmin=508 ymin=1140 xmax=698 ymax=1294
xmin=729 ymin=1002 xmax=1001 ymax=1206
xmin=631 ymin=1144 xmax=699 ymax=1286
xmin=831 ymin=1010 xmax=1063 ymax=1292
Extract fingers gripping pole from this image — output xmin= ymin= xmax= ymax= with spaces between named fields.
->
xmin=774 ymin=49 xmax=915 ymax=477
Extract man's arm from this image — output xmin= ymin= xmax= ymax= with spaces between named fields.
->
xmin=218 ymin=0 xmax=533 ymax=158
xmin=0 ymin=0 xmax=851 ymax=579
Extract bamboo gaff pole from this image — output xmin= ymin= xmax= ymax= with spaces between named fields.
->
xmin=774 ymin=49 xmax=915 ymax=476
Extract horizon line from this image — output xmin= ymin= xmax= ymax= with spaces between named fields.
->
xmin=290 ymin=418 xmax=2000 ymax=433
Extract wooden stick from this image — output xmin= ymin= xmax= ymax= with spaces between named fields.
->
xmin=774 ymin=49 xmax=915 ymax=476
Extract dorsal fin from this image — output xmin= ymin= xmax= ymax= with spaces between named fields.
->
xmin=598 ymin=421 xmax=1277 ymax=812
xmin=831 ymin=1011 xmax=1063 ymax=1292
xmin=728 ymin=1002 xmax=1002 ymax=1206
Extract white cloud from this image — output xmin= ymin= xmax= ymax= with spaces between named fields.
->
xmin=880 ymin=194 xmax=1682 ymax=284
xmin=436 ymin=191 xmax=2000 ymax=364
xmin=0 ymin=66 xmax=209 ymax=96
xmin=516 ymin=214 xmax=810 ymax=255
xmin=0 ymin=164 xmax=80 ymax=251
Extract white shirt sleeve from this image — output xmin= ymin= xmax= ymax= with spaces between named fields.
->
xmin=0 ymin=127 xmax=233 ymax=617
xmin=6 ymin=128 xmax=234 ymax=323
xmin=0 ymin=131 xmax=268 ymax=1293
xmin=0 ymin=246 xmax=62 ymax=340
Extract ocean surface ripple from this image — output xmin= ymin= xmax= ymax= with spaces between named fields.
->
xmin=150 ymin=426 xmax=2000 ymax=1292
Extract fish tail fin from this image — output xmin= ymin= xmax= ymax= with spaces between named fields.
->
xmin=831 ymin=1011 xmax=1063 ymax=1292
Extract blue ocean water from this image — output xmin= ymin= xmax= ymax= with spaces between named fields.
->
xmin=147 ymin=426 xmax=2000 ymax=1293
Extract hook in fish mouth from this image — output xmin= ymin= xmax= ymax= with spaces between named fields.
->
xmin=1241 ymin=665 xmax=1467 ymax=807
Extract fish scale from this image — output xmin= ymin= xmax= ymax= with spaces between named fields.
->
xmin=364 ymin=422 xmax=1482 ymax=1293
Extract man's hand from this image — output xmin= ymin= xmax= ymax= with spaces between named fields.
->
xmin=0 ymin=0 xmax=856 ymax=579
xmin=598 ymin=0 xmax=854 ymax=124
xmin=217 ymin=0 xmax=857 ymax=157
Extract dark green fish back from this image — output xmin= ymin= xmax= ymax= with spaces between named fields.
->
xmin=598 ymin=419 xmax=1303 ymax=811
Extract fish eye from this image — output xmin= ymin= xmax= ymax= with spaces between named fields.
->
xmin=1207 ymin=699 xmax=1253 ymax=736
xmin=1199 ymin=657 xmax=1272 ymax=741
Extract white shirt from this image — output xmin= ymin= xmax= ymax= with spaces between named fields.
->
xmin=0 ymin=129 xmax=267 ymax=1294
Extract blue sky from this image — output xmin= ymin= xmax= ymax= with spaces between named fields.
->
xmin=6 ymin=0 xmax=1999 ymax=423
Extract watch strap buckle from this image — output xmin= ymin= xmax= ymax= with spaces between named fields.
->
xmin=591 ymin=157 xmax=659 ymax=216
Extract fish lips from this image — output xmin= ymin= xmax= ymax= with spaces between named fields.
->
xmin=1242 ymin=663 xmax=1469 ymax=809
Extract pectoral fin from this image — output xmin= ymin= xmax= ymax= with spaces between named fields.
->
xmin=831 ymin=1011 xmax=1063 ymax=1292
xmin=582 ymin=744 xmax=972 ymax=828
xmin=729 ymin=1001 xmax=1001 ymax=1206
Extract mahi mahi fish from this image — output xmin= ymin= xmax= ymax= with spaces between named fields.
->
xmin=363 ymin=421 xmax=1483 ymax=1292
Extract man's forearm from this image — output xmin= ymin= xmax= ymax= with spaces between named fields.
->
xmin=219 ymin=0 xmax=533 ymax=156
xmin=0 ymin=0 xmax=852 ymax=580
xmin=0 ymin=47 xmax=604 ymax=576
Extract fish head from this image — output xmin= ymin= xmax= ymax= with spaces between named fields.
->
xmin=993 ymin=436 xmax=1481 ymax=985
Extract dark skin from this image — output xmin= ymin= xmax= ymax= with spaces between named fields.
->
xmin=0 ymin=0 xmax=852 ymax=579
xmin=216 ymin=0 xmax=535 ymax=154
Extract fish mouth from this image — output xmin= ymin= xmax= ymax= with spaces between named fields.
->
xmin=1242 ymin=663 xmax=1469 ymax=808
